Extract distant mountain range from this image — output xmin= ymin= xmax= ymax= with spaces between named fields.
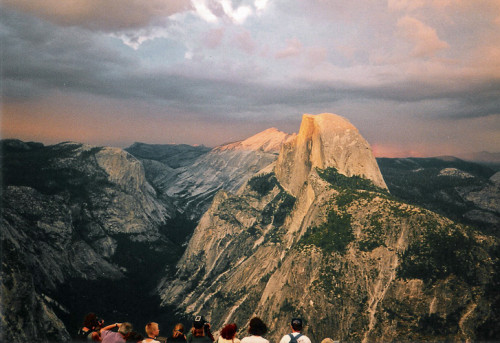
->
xmin=1 ymin=114 xmax=499 ymax=342
xmin=456 ymin=151 xmax=500 ymax=167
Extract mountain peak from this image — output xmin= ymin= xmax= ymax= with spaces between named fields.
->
xmin=302 ymin=112 xmax=358 ymax=132
xmin=276 ymin=113 xmax=387 ymax=195
xmin=215 ymin=127 xmax=296 ymax=153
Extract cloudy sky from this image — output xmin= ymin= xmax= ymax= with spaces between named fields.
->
xmin=1 ymin=0 xmax=499 ymax=157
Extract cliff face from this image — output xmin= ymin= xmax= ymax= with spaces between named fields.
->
xmin=158 ymin=115 xmax=498 ymax=342
xmin=276 ymin=113 xmax=387 ymax=196
xmin=1 ymin=141 xmax=180 ymax=342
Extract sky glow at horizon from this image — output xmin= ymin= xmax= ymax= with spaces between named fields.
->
xmin=1 ymin=0 xmax=499 ymax=157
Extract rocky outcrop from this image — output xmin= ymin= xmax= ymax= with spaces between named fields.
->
xmin=276 ymin=113 xmax=387 ymax=196
xmin=1 ymin=140 xmax=179 ymax=342
xmin=158 ymin=115 xmax=498 ymax=342
xmin=159 ymin=167 xmax=498 ymax=342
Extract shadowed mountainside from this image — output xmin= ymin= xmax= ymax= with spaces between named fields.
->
xmin=1 ymin=140 xmax=184 ymax=342
xmin=377 ymin=157 xmax=500 ymax=235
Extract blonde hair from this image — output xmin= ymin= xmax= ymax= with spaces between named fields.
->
xmin=146 ymin=322 xmax=159 ymax=337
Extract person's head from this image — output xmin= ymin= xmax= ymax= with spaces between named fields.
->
xmin=290 ymin=318 xmax=303 ymax=332
xmin=145 ymin=322 xmax=159 ymax=338
xmin=119 ymin=322 xmax=133 ymax=336
xmin=220 ymin=323 xmax=238 ymax=340
xmin=83 ymin=313 xmax=99 ymax=328
xmin=172 ymin=323 xmax=184 ymax=338
xmin=248 ymin=317 xmax=267 ymax=336
xmin=192 ymin=316 xmax=206 ymax=337
xmin=321 ymin=338 xmax=335 ymax=343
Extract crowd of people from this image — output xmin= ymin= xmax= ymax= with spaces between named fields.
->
xmin=76 ymin=313 xmax=337 ymax=343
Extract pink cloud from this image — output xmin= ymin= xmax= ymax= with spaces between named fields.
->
xmin=305 ymin=46 xmax=328 ymax=68
xmin=397 ymin=16 xmax=449 ymax=58
xmin=275 ymin=38 xmax=302 ymax=59
xmin=233 ymin=30 xmax=256 ymax=54
xmin=203 ymin=28 xmax=225 ymax=49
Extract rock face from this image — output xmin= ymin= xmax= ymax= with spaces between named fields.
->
xmin=156 ymin=128 xmax=295 ymax=220
xmin=276 ymin=113 xmax=387 ymax=196
xmin=158 ymin=115 xmax=498 ymax=342
xmin=1 ymin=140 xmax=181 ymax=342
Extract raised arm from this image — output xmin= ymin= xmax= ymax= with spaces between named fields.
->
xmin=101 ymin=323 xmax=121 ymax=331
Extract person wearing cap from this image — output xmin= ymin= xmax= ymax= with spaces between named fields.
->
xmin=187 ymin=316 xmax=214 ymax=343
xmin=278 ymin=318 xmax=311 ymax=343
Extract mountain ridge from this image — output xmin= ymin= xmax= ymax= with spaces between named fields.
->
xmin=157 ymin=113 xmax=499 ymax=342
xmin=1 ymin=114 xmax=499 ymax=342
xmin=214 ymin=128 xmax=296 ymax=153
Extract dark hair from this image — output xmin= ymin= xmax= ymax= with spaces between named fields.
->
xmin=83 ymin=313 xmax=99 ymax=328
xmin=291 ymin=318 xmax=303 ymax=331
xmin=193 ymin=316 xmax=205 ymax=329
xmin=248 ymin=317 xmax=267 ymax=336
xmin=172 ymin=323 xmax=185 ymax=338
xmin=220 ymin=323 xmax=237 ymax=340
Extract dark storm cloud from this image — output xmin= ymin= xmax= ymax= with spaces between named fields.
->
xmin=2 ymin=4 xmax=499 ymax=125
xmin=0 ymin=7 xmax=330 ymax=114
xmin=1 ymin=8 xmax=133 ymax=100
xmin=1 ymin=0 xmax=191 ymax=32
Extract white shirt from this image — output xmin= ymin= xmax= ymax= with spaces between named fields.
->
xmin=141 ymin=339 xmax=160 ymax=343
xmin=279 ymin=332 xmax=311 ymax=343
xmin=241 ymin=335 xmax=269 ymax=343
xmin=218 ymin=337 xmax=241 ymax=343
